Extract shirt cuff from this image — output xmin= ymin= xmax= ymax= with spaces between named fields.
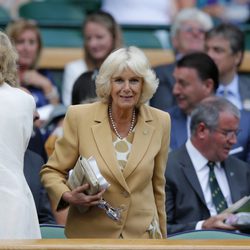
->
xmin=195 ymin=220 xmax=205 ymax=230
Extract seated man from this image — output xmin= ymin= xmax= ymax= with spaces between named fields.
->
xmin=169 ymin=52 xmax=250 ymax=162
xmin=166 ymin=96 xmax=250 ymax=235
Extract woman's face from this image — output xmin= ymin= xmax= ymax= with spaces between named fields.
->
xmin=110 ymin=68 xmax=143 ymax=110
xmin=84 ymin=21 xmax=114 ymax=62
xmin=15 ymin=29 xmax=39 ymax=67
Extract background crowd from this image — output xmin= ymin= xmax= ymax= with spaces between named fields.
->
xmin=0 ymin=0 xmax=250 ymax=240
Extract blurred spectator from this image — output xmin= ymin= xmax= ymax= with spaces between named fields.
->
xmin=101 ymin=0 xmax=192 ymax=49
xmin=102 ymin=0 xmax=177 ymax=25
xmin=62 ymin=11 xmax=123 ymax=106
xmin=44 ymin=104 xmax=67 ymax=158
xmin=6 ymin=19 xmax=60 ymax=122
xmin=197 ymin=0 xmax=250 ymax=24
xmin=24 ymin=149 xmax=56 ymax=224
xmin=0 ymin=0 xmax=29 ymax=18
xmin=205 ymin=23 xmax=250 ymax=111
xmin=71 ymin=70 xmax=97 ymax=105
xmin=150 ymin=8 xmax=213 ymax=111
xmin=169 ymin=52 xmax=218 ymax=149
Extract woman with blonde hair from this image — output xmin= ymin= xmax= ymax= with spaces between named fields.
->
xmin=0 ymin=30 xmax=40 ymax=239
xmin=41 ymin=46 xmax=170 ymax=238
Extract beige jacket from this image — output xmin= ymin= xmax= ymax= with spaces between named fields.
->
xmin=40 ymin=102 xmax=170 ymax=238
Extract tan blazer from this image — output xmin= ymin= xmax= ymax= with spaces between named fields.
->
xmin=40 ymin=102 xmax=171 ymax=238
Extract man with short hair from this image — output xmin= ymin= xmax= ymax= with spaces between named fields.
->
xmin=205 ymin=23 xmax=250 ymax=111
xmin=166 ymin=96 xmax=250 ymax=235
xmin=150 ymin=7 xmax=213 ymax=110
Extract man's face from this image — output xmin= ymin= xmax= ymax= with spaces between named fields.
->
xmin=173 ymin=20 xmax=206 ymax=55
xmin=205 ymin=36 xmax=241 ymax=81
xmin=173 ymin=67 xmax=213 ymax=114
xmin=203 ymin=111 xmax=239 ymax=162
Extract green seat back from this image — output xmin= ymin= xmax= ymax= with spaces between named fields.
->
xmin=19 ymin=2 xmax=85 ymax=26
xmin=168 ymin=230 xmax=250 ymax=239
xmin=40 ymin=224 xmax=66 ymax=239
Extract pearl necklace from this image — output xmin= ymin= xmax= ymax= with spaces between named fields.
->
xmin=108 ymin=105 xmax=136 ymax=140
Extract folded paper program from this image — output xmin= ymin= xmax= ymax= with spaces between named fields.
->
xmin=67 ymin=155 xmax=110 ymax=213
xmin=68 ymin=155 xmax=110 ymax=193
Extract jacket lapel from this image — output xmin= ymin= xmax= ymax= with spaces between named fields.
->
xmin=223 ymin=158 xmax=242 ymax=203
xmin=123 ymin=106 xmax=154 ymax=179
xmin=180 ymin=146 xmax=207 ymax=206
xmin=91 ymin=103 xmax=129 ymax=191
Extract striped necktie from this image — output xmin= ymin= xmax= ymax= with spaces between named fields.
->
xmin=207 ymin=161 xmax=228 ymax=213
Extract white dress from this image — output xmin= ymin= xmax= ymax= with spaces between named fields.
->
xmin=0 ymin=83 xmax=41 ymax=239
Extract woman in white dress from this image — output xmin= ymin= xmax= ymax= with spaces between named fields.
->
xmin=0 ymin=31 xmax=41 ymax=239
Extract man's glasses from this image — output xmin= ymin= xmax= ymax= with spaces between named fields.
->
xmin=180 ymin=26 xmax=206 ymax=35
xmin=214 ymin=128 xmax=241 ymax=139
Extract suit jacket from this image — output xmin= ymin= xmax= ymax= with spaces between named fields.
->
xmin=239 ymin=74 xmax=250 ymax=110
xmin=40 ymin=102 xmax=171 ymax=238
xmin=150 ymin=63 xmax=176 ymax=111
xmin=166 ymin=145 xmax=250 ymax=235
xmin=24 ymin=149 xmax=55 ymax=224
xmin=168 ymin=105 xmax=250 ymax=163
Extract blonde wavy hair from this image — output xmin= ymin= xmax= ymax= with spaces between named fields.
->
xmin=0 ymin=31 xmax=18 ymax=87
xmin=95 ymin=46 xmax=159 ymax=107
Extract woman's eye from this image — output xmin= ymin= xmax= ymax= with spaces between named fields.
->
xmin=114 ymin=78 xmax=123 ymax=83
xmin=130 ymin=78 xmax=139 ymax=84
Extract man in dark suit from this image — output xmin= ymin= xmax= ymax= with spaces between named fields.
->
xmin=166 ymin=97 xmax=250 ymax=235
xmin=24 ymin=149 xmax=55 ymax=224
xmin=169 ymin=52 xmax=250 ymax=162
xmin=205 ymin=23 xmax=250 ymax=111
xmin=150 ymin=7 xmax=213 ymax=110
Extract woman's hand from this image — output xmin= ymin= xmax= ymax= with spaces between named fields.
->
xmin=62 ymin=184 xmax=106 ymax=208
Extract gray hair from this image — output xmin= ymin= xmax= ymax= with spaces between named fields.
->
xmin=190 ymin=96 xmax=240 ymax=136
xmin=95 ymin=46 xmax=159 ymax=106
xmin=170 ymin=7 xmax=213 ymax=39
xmin=0 ymin=31 xmax=18 ymax=87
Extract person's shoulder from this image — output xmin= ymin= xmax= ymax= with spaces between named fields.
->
xmin=226 ymin=155 xmax=250 ymax=169
xmin=167 ymin=105 xmax=183 ymax=117
xmin=166 ymin=146 xmax=188 ymax=173
xmin=225 ymin=155 xmax=250 ymax=176
xmin=154 ymin=62 xmax=175 ymax=72
xmin=168 ymin=145 xmax=186 ymax=160
xmin=67 ymin=101 xmax=102 ymax=114
xmin=146 ymin=105 xmax=170 ymax=120
xmin=14 ymin=86 xmax=36 ymax=104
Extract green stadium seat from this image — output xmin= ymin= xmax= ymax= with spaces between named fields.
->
xmin=123 ymin=30 xmax=163 ymax=49
xmin=0 ymin=6 xmax=11 ymax=28
xmin=18 ymin=1 xmax=85 ymax=26
xmin=168 ymin=229 xmax=250 ymax=239
xmin=40 ymin=28 xmax=83 ymax=48
xmin=40 ymin=224 xmax=66 ymax=239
